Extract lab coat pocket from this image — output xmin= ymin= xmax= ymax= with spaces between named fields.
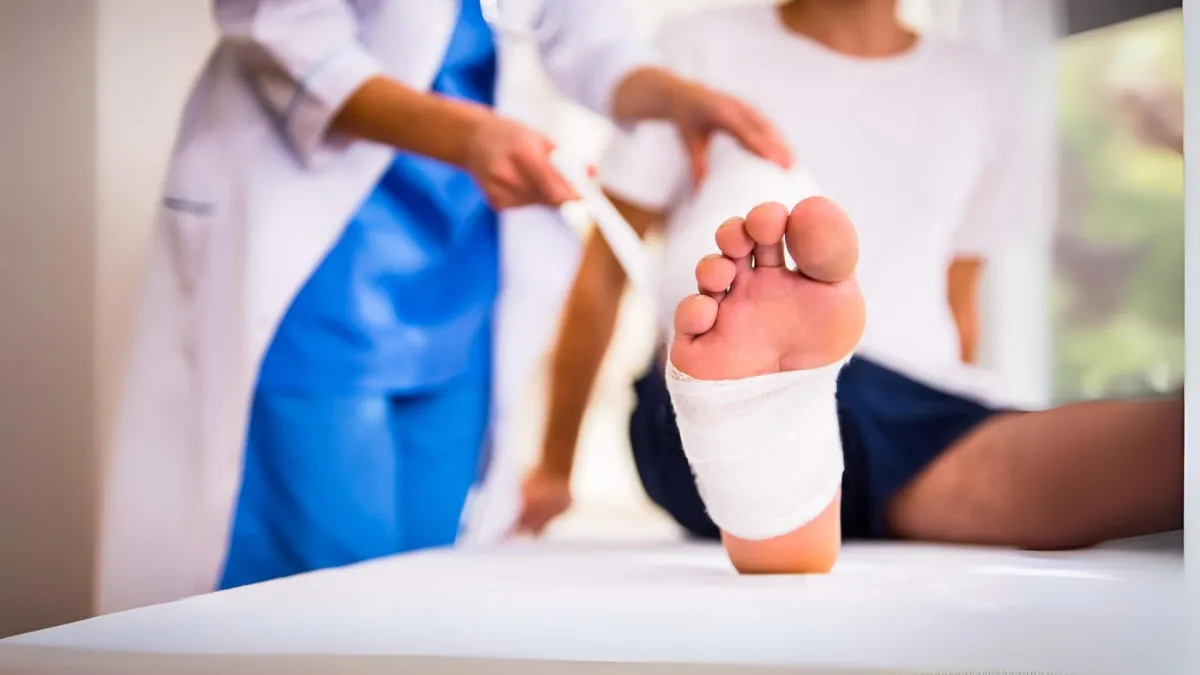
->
xmin=160 ymin=135 xmax=227 ymax=297
xmin=161 ymin=199 xmax=214 ymax=297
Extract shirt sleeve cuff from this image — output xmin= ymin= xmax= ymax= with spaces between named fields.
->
xmin=283 ymin=43 xmax=386 ymax=169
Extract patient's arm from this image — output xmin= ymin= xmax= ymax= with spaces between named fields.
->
xmin=517 ymin=195 xmax=663 ymax=534
xmin=948 ymin=256 xmax=983 ymax=364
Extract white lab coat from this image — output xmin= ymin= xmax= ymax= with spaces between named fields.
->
xmin=95 ymin=0 xmax=657 ymax=615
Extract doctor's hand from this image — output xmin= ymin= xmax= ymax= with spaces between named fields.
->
xmin=612 ymin=68 xmax=794 ymax=187
xmin=332 ymin=77 xmax=576 ymax=207
xmin=674 ymin=84 xmax=794 ymax=187
xmin=515 ymin=465 xmax=573 ymax=536
xmin=463 ymin=115 xmax=578 ymax=209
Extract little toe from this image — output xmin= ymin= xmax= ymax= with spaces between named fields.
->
xmin=674 ymin=294 xmax=719 ymax=338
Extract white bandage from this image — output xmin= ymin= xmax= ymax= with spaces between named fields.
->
xmin=666 ymin=358 xmax=847 ymax=541
xmin=550 ymin=149 xmax=655 ymax=294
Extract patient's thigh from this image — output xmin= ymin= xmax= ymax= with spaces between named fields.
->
xmin=885 ymin=397 xmax=1183 ymax=549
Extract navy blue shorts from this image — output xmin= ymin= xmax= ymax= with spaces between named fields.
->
xmin=629 ymin=356 xmax=1003 ymax=540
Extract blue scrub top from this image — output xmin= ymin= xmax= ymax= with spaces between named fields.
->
xmin=257 ymin=0 xmax=499 ymax=393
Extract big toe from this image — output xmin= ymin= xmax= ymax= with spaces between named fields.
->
xmin=785 ymin=197 xmax=859 ymax=283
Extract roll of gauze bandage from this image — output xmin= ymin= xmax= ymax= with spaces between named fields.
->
xmin=666 ymin=357 xmax=846 ymax=541
xmin=658 ymin=135 xmax=823 ymax=337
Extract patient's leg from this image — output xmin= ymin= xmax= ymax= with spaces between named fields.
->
xmin=668 ymin=199 xmax=865 ymax=573
xmin=887 ymin=396 xmax=1184 ymax=549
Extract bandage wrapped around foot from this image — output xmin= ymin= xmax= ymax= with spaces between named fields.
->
xmin=666 ymin=358 xmax=846 ymax=541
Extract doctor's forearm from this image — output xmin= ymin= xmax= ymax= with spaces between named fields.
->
xmin=331 ymin=75 xmax=488 ymax=167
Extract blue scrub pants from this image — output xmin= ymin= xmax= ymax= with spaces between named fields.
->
xmin=219 ymin=367 xmax=489 ymax=590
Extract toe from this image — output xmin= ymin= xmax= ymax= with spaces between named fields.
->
xmin=715 ymin=217 xmax=754 ymax=257
xmin=743 ymin=202 xmax=788 ymax=268
xmin=785 ymin=197 xmax=859 ymax=283
xmin=696 ymin=254 xmax=737 ymax=298
xmin=674 ymin=294 xmax=719 ymax=338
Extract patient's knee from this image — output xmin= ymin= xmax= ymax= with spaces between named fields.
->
xmin=887 ymin=443 xmax=1103 ymax=550
xmin=886 ymin=439 xmax=1042 ymax=547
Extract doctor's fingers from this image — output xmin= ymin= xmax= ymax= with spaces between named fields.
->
xmin=482 ymin=162 xmax=532 ymax=209
xmin=681 ymin=133 xmax=711 ymax=189
xmin=513 ymin=145 xmax=576 ymax=207
xmin=712 ymin=99 xmax=794 ymax=169
xmin=480 ymin=162 xmax=559 ymax=210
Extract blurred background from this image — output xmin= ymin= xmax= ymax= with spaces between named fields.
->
xmin=0 ymin=0 xmax=1183 ymax=638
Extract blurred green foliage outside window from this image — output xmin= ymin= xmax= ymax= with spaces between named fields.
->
xmin=1054 ymin=9 xmax=1183 ymax=402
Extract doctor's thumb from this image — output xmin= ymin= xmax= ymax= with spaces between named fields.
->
xmin=684 ymin=133 xmax=711 ymax=189
xmin=519 ymin=141 xmax=577 ymax=206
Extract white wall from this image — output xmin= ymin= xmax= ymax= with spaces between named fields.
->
xmin=0 ymin=0 xmax=216 ymax=638
xmin=0 ymin=0 xmax=101 ymax=639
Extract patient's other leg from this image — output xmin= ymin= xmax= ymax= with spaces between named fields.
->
xmin=887 ymin=396 xmax=1184 ymax=549
xmin=669 ymin=199 xmax=865 ymax=573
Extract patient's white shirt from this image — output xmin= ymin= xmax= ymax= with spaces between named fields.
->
xmin=599 ymin=5 xmax=1029 ymax=402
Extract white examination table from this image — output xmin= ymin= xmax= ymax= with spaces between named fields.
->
xmin=0 ymin=536 xmax=1185 ymax=674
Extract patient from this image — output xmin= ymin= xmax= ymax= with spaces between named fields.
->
xmin=518 ymin=0 xmax=1184 ymax=572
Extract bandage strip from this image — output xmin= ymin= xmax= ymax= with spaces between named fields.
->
xmin=665 ymin=358 xmax=847 ymax=541
xmin=550 ymin=149 xmax=655 ymax=294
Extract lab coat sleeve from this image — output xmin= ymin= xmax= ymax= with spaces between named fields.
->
xmin=534 ymin=0 xmax=663 ymax=117
xmin=214 ymin=0 xmax=386 ymax=167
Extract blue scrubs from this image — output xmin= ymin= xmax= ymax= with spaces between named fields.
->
xmin=221 ymin=0 xmax=499 ymax=590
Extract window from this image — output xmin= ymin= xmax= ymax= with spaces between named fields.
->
xmin=1053 ymin=9 xmax=1184 ymax=402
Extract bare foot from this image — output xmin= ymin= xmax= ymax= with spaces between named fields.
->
xmin=670 ymin=198 xmax=865 ymax=382
xmin=668 ymin=198 xmax=865 ymax=575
